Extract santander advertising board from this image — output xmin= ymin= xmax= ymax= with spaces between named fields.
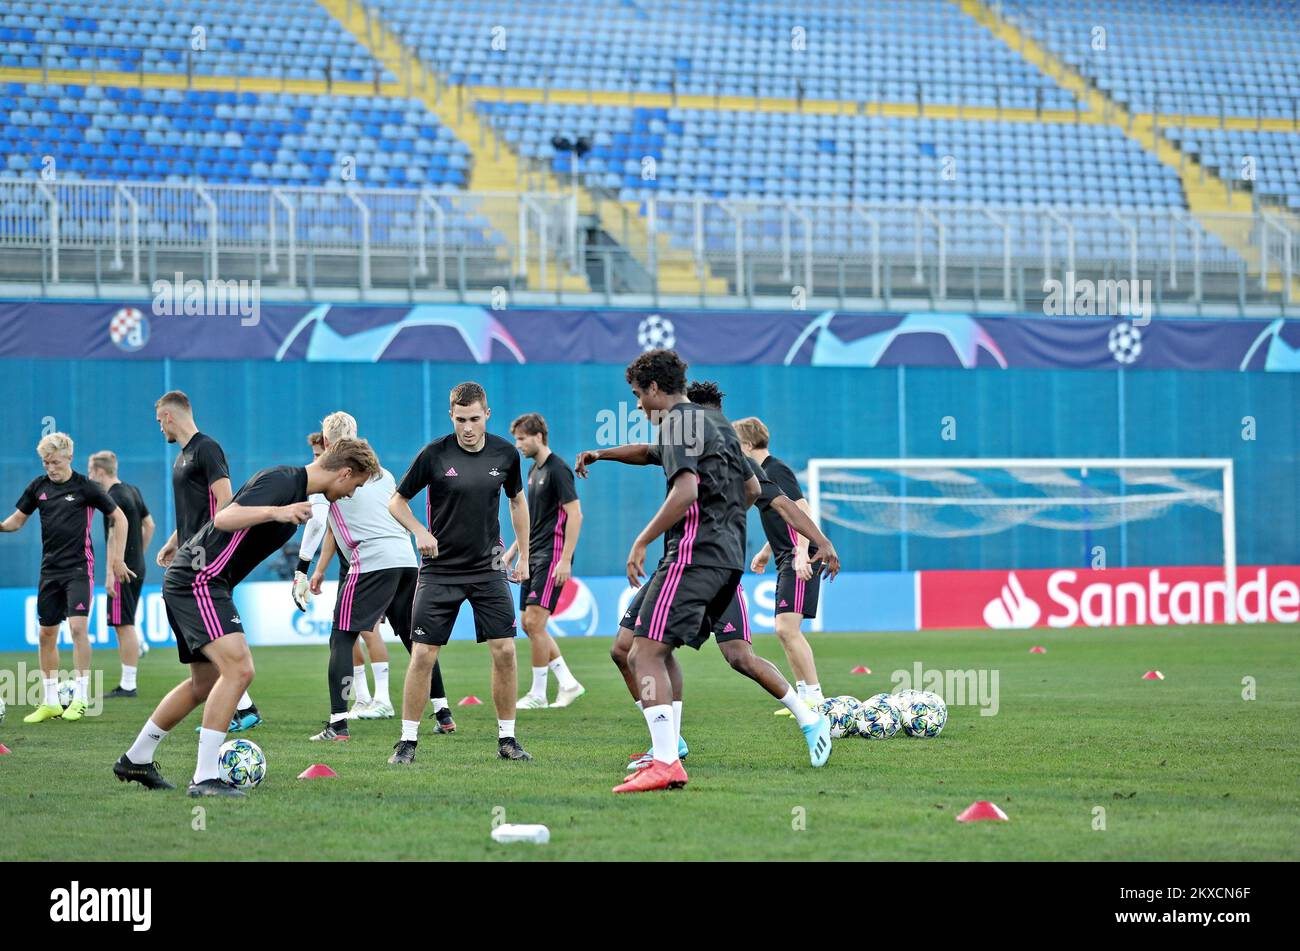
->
xmin=919 ymin=566 xmax=1300 ymax=629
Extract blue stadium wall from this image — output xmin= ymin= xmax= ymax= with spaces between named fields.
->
xmin=1 ymin=360 xmax=1296 ymax=586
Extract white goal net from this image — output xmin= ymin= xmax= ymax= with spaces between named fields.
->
xmin=806 ymin=457 xmax=1238 ymax=622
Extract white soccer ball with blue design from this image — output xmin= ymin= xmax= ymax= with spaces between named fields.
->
xmin=57 ymin=679 xmax=76 ymax=709
xmin=854 ymin=694 xmax=902 ymax=739
xmin=817 ymin=695 xmax=862 ymax=738
xmin=218 ymin=739 xmax=267 ymax=788
xmin=898 ymin=690 xmax=947 ymax=738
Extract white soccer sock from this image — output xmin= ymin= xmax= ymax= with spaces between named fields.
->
xmin=237 ymin=690 xmax=253 ymax=711
xmin=806 ymin=683 xmax=824 ymax=704
xmin=352 ymin=665 xmax=372 ymax=705
xmin=74 ymin=674 xmax=90 ymax=703
xmin=194 ymin=727 xmax=225 ymax=784
xmin=42 ymin=677 xmax=58 ymax=706
xmin=672 ymin=700 xmax=683 ymax=741
xmin=498 ymin=718 xmax=516 ymax=739
xmin=372 ymin=662 xmax=390 ymax=704
xmin=549 ymin=656 xmax=579 ymax=690
xmin=121 ymin=665 xmax=138 ymax=691
xmin=796 ymin=680 xmax=807 ymax=700
xmin=781 ymin=688 xmax=821 ymax=727
xmin=432 ymin=697 xmax=448 ymax=712
xmin=127 ymin=719 xmax=168 ymax=764
xmin=400 ymin=719 xmax=420 ymax=742
xmin=643 ymin=704 xmax=677 ymax=764
xmin=529 ymin=666 xmax=549 ymax=698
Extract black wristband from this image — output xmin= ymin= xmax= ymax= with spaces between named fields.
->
xmin=296 ymin=558 xmax=311 ymax=575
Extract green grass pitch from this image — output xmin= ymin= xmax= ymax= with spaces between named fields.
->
xmin=2 ymin=625 xmax=1297 ymax=861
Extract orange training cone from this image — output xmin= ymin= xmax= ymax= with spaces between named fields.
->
xmin=1029 ymin=646 xmax=1046 ymax=654
xmin=298 ymin=763 xmax=338 ymax=779
xmin=851 ymin=665 xmax=871 ymax=674
xmin=956 ymin=801 xmax=1009 ymax=822
xmin=459 ymin=695 xmax=484 ymax=706
xmin=0 ymin=743 xmax=11 ymax=755
xmin=1142 ymin=670 xmax=1165 ymax=680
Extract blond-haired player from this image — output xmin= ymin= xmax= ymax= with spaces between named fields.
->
xmin=1 ymin=433 xmax=132 ymax=722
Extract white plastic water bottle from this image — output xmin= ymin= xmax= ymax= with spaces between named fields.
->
xmin=491 ymin=823 xmax=551 ymax=844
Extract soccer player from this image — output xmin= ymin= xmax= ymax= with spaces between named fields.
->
xmin=504 ymin=412 xmax=585 ymax=709
xmin=734 ymin=416 xmax=827 ymax=712
xmin=297 ymin=430 xmax=395 ymax=720
xmin=1 ymin=433 xmax=132 ymax=722
xmin=577 ymin=379 xmax=840 ymax=778
xmin=385 ymin=382 xmax=532 ymax=764
xmin=603 ymin=350 xmax=771 ymax=793
xmin=154 ymin=390 xmax=261 ymax=732
xmin=299 ymin=413 xmax=454 ymax=739
xmin=88 ymin=450 xmax=155 ymax=698
xmin=112 ymin=438 xmax=379 ymax=797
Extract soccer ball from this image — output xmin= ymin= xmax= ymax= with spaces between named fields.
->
xmin=854 ymin=695 xmax=902 ymax=739
xmin=57 ymin=680 xmax=76 ymax=709
xmin=817 ymin=695 xmax=862 ymax=739
xmin=636 ymin=313 xmax=675 ymax=351
xmin=217 ymin=739 xmax=267 ymax=788
xmin=889 ymin=689 xmax=923 ymax=715
xmin=898 ymin=691 xmax=948 ymax=738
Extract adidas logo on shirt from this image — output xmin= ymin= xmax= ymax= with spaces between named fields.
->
xmin=528 ymin=592 xmax=538 ymax=599
xmin=444 ymin=468 xmax=458 ymax=477
xmin=75 ymin=602 xmax=86 ymax=610
xmin=38 ymin=492 xmax=47 ymax=500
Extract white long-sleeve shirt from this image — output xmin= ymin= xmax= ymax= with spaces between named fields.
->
xmin=297 ymin=492 xmax=331 ymax=561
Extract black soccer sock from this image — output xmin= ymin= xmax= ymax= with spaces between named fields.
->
xmin=430 ymin=659 xmax=446 ymax=700
xmin=328 ymin=627 xmax=360 ymax=718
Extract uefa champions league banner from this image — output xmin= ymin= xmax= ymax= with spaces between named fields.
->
xmin=0 ymin=571 xmax=918 ymax=653
xmin=2 ymin=300 xmax=1300 ymax=371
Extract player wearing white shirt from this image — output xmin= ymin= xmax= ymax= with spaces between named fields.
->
xmin=294 ymin=415 xmax=454 ymax=741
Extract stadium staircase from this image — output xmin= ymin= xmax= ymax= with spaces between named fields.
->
xmin=956 ymin=0 xmax=1300 ymax=300
xmin=316 ymin=0 xmax=726 ymax=296
xmin=315 ymin=0 xmax=590 ymax=293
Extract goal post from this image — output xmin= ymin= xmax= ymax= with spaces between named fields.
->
xmin=805 ymin=457 xmax=1238 ymax=629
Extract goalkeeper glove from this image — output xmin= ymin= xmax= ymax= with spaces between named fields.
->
xmin=291 ymin=565 xmax=312 ymax=612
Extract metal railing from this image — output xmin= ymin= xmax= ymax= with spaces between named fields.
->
xmin=0 ymin=179 xmax=1296 ymax=310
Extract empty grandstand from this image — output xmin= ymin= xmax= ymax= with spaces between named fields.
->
xmin=0 ymin=0 xmax=1295 ymax=310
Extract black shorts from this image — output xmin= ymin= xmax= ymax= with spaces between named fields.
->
xmin=775 ymin=563 xmax=822 ymax=618
xmin=335 ymin=566 xmax=417 ymax=635
xmin=620 ymin=583 xmax=649 ymax=632
xmin=633 ymin=563 xmax=741 ymax=651
xmin=37 ymin=573 xmax=92 ymax=627
xmin=163 ymin=573 xmax=245 ymax=665
xmin=519 ymin=561 xmax=568 ymax=613
xmin=411 ymin=576 xmax=517 ymax=646
xmin=107 ymin=575 xmax=144 ymax=628
xmin=708 ymin=584 xmax=751 ymax=645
